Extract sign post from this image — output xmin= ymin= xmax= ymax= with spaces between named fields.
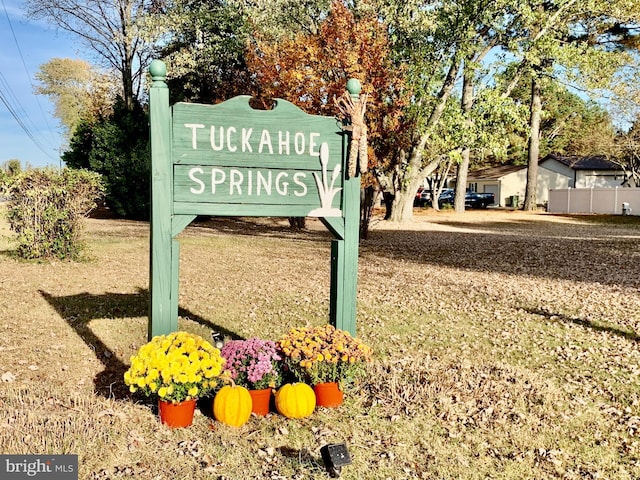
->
xmin=148 ymin=59 xmax=362 ymax=339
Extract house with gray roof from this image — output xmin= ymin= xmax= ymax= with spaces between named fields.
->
xmin=465 ymin=154 xmax=631 ymax=207
xmin=540 ymin=154 xmax=632 ymax=188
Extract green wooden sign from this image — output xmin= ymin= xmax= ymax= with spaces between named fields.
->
xmin=148 ymin=59 xmax=361 ymax=339
xmin=171 ymin=98 xmax=345 ymax=218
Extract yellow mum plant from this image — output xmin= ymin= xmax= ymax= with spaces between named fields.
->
xmin=277 ymin=325 xmax=372 ymax=386
xmin=124 ymin=331 xmax=226 ymax=404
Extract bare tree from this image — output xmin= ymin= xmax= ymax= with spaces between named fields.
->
xmin=610 ymin=123 xmax=640 ymax=187
xmin=26 ymin=0 xmax=155 ymax=110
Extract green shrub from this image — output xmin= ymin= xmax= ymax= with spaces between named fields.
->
xmin=63 ymin=98 xmax=150 ymax=219
xmin=4 ymin=168 xmax=104 ymax=260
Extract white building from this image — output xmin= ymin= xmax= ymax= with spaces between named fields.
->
xmin=540 ymin=154 xmax=633 ymax=188
xmin=466 ymin=155 xmax=632 ymax=207
xmin=466 ymin=164 xmax=569 ymax=207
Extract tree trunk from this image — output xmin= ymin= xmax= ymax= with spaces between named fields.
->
xmin=429 ymin=157 xmax=453 ymax=210
xmin=382 ymin=191 xmax=394 ymax=220
xmin=384 ymin=58 xmax=461 ymax=224
xmin=389 ymin=193 xmax=415 ymax=223
xmin=122 ymin=61 xmax=135 ymax=111
xmin=455 ymin=150 xmax=470 ymax=211
xmin=455 ymin=57 xmax=475 ymax=212
xmin=387 ymin=158 xmax=440 ymax=222
xmin=119 ymin=1 xmax=134 ymax=110
xmin=524 ymin=76 xmax=542 ymax=211
xmin=360 ymin=185 xmax=375 ymax=239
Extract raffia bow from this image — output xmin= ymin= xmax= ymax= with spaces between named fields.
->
xmin=335 ymin=91 xmax=368 ymax=178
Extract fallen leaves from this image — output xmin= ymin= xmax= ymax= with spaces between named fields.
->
xmin=1 ymin=211 xmax=640 ymax=478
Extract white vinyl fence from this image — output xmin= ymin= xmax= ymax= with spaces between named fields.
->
xmin=548 ymin=187 xmax=640 ymax=216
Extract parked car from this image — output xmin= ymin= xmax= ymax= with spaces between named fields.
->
xmin=436 ymin=189 xmax=454 ymax=207
xmin=414 ymin=187 xmax=433 ymax=207
xmin=438 ymin=189 xmax=494 ymax=209
xmin=419 ymin=189 xmax=432 ymax=205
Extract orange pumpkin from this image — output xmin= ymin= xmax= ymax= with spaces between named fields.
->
xmin=213 ymin=385 xmax=253 ymax=427
xmin=275 ymin=383 xmax=316 ymax=419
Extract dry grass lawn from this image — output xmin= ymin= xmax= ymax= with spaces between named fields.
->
xmin=1 ymin=207 xmax=640 ymax=479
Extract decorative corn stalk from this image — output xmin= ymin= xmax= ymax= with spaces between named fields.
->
xmin=335 ymin=90 xmax=368 ymax=178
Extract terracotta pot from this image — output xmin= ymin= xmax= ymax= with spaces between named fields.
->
xmin=158 ymin=398 xmax=196 ymax=428
xmin=313 ymin=382 xmax=343 ymax=408
xmin=248 ymin=388 xmax=272 ymax=416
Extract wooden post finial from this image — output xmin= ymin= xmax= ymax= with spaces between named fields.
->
xmin=346 ymin=78 xmax=362 ymax=97
xmin=149 ymin=60 xmax=167 ymax=87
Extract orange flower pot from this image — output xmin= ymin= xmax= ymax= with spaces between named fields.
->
xmin=313 ymin=382 xmax=344 ymax=408
xmin=158 ymin=398 xmax=196 ymax=428
xmin=249 ymin=388 xmax=272 ymax=416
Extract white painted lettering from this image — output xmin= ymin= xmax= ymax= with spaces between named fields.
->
xmin=242 ymin=128 xmax=253 ymax=152
xmin=185 ymin=123 xmax=204 ymax=149
xmin=293 ymin=172 xmax=307 ymax=197
xmin=259 ymin=129 xmax=274 ymax=154
xmin=189 ymin=167 xmax=205 ymax=194
xmin=257 ymin=171 xmax=271 ymax=195
xmin=230 ymin=169 xmax=243 ymax=195
xmin=227 ymin=126 xmax=237 ymax=152
xmin=184 ymin=167 xmax=321 ymax=200
xmin=294 ymin=132 xmax=305 ymax=155
xmin=309 ymin=132 xmax=320 ymax=156
xmin=186 ymin=126 xmax=324 ymax=157
xmin=275 ymin=172 xmax=289 ymax=195
xmin=210 ymin=126 xmax=224 ymax=151
xmin=211 ymin=168 xmax=226 ymax=194
xmin=278 ymin=131 xmax=290 ymax=155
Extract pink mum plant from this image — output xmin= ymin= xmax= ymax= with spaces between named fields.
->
xmin=220 ymin=338 xmax=283 ymax=390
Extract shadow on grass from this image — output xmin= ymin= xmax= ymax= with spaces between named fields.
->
xmin=528 ymin=307 xmax=640 ymax=341
xmin=39 ymin=288 xmax=242 ymax=400
xmin=186 ymin=216 xmax=333 ymax=242
xmin=361 ymin=227 xmax=640 ymax=289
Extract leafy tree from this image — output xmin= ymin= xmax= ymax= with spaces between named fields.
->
xmin=26 ymin=0 xmax=156 ymax=110
xmin=373 ymin=0 xmax=527 ymax=221
xmin=499 ymin=0 xmax=637 ymax=210
xmin=453 ymin=41 xmax=510 ymax=212
xmin=371 ymin=0 xmax=638 ymax=218
xmin=142 ymin=0 xmax=254 ymax=104
xmin=248 ymin=0 xmax=406 ymax=146
xmin=231 ymin=0 xmax=330 ymax=39
xmin=144 ymin=0 xmax=335 ymax=104
xmin=246 ymin=0 xmax=409 ymax=232
xmin=505 ymin=80 xmax=616 ymax=161
xmin=63 ymin=98 xmax=150 ymax=218
xmin=34 ymin=58 xmax=117 ymax=139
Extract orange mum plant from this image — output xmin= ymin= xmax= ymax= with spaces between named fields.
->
xmin=277 ymin=325 xmax=372 ymax=386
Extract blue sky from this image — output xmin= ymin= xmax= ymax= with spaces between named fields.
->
xmin=0 ymin=0 xmax=80 ymax=168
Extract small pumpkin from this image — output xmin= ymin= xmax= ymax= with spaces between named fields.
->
xmin=213 ymin=384 xmax=253 ymax=427
xmin=275 ymin=383 xmax=316 ymax=419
